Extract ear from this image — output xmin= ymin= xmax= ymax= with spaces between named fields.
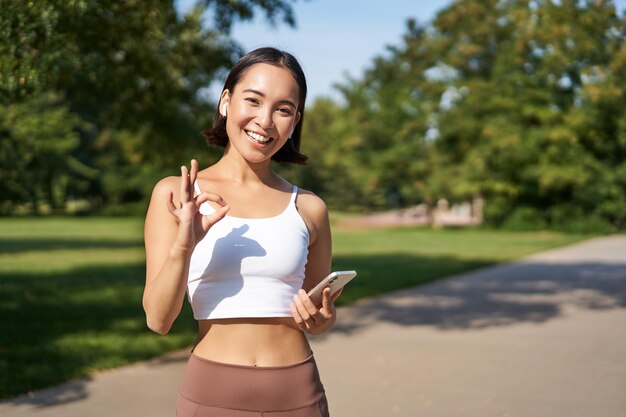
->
xmin=219 ymin=90 xmax=230 ymax=117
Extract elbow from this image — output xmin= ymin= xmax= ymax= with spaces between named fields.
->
xmin=148 ymin=324 xmax=171 ymax=335
xmin=143 ymin=300 xmax=172 ymax=335
xmin=146 ymin=316 xmax=171 ymax=335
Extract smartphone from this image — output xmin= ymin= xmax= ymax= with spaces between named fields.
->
xmin=307 ymin=270 xmax=357 ymax=307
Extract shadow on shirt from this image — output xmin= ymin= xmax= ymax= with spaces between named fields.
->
xmin=201 ymin=224 xmax=267 ymax=308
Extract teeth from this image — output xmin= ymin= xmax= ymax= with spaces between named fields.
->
xmin=246 ymin=131 xmax=271 ymax=143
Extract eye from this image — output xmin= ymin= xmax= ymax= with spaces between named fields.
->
xmin=245 ymin=97 xmax=260 ymax=105
xmin=277 ymin=107 xmax=294 ymax=116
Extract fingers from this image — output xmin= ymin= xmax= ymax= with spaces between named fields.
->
xmin=180 ymin=165 xmax=190 ymax=204
xmin=195 ymin=191 xmax=227 ymax=207
xmin=180 ymin=159 xmax=200 ymax=206
xmin=291 ymin=289 xmax=326 ymax=331
xmin=330 ymin=287 xmax=343 ymax=303
xmin=201 ymin=204 xmax=230 ymax=230
xmin=189 ymin=159 xmax=198 ymax=195
xmin=322 ymin=287 xmax=337 ymax=314
xmin=166 ymin=190 xmax=178 ymax=217
xmin=195 ymin=191 xmax=229 ymax=231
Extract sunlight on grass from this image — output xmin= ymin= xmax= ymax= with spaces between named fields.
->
xmin=333 ymin=227 xmax=583 ymax=260
xmin=0 ymin=216 xmax=591 ymax=399
xmin=0 ymin=248 xmax=145 ymax=273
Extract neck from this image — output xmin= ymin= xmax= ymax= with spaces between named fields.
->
xmin=215 ymin=145 xmax=277 ymax=185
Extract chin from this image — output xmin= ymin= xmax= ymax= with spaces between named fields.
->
xmin=242 ymin=141 xmax=288 ymax=163
xmin=239 ymin=149 xmax=274 ymax=164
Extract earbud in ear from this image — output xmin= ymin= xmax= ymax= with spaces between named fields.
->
xmin=221 ymin=104 xmax=228 ymax=117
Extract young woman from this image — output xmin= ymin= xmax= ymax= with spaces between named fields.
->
xmin=143 ymin=47 xmax=340 ymax=417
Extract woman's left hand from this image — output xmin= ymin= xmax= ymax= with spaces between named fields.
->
xmin=291 ymin=287 xmax=342 ymax=335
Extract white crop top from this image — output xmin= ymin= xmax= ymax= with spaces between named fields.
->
xmin=187 ymin=181 xmax=310 ymax=319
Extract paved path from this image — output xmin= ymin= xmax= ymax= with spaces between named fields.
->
xmin=2 ymin=235 xmax=625 ymax=417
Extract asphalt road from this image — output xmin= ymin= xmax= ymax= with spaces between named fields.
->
xmin=2 ymin=235 xmax=625 ymax=417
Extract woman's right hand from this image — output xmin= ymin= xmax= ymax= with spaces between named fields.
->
xmin=166 ymin=159 xmax=229 ymax=253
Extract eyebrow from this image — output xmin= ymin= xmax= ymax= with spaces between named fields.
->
xmin=242 ymin=88 xmax=297 ymax=108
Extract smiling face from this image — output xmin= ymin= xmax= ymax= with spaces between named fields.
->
xmin=220 ymin=63 xmax=302 ymax=164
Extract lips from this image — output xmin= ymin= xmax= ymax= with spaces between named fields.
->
xmin=245 ymin=130 xmax=273 ymax=145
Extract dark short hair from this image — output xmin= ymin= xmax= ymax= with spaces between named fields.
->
xmin=202 ymin=47 xmax=308 ymax=164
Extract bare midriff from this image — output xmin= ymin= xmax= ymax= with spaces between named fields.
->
xmin=192 ymin=317 xmax=311 ymax=367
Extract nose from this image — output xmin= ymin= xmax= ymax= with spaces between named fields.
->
xmin=255 ymin=106 xmax=274 ymax=129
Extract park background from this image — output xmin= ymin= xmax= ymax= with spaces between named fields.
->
xmin=1 ymin=0 xmax=626 ymax=401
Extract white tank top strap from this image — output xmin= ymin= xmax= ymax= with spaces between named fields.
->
xmin=289 ymin=185 xmax=299 ymax=205
xmin=193 ymin=179 xmax=201 ymax=196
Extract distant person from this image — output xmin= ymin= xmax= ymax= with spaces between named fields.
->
xmin=143 ymin=47 xmax=340 ymax=416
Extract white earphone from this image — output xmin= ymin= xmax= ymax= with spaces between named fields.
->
xmin=221 ymin=103 xmax=228 ymax=117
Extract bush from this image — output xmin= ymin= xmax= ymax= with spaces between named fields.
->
xmin=553 ymin=215 xmax=614 ymax=234
xmin=547 ymin=205 xmax=611 ymax=233
xmin=501 ymin=206 xmax=548 ymax=231
xmin=482 ymin=197 xmax=513 ymax=227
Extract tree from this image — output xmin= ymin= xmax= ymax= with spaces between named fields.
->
xmin=428 ymin=0 xmax=626 ymax=230
xmin=0 ymin=93 xmax=93 ymax=214
xmin=276 ymin=97 xmax=372 ymax=211
xmin=0 ymin=0 xmax=301 ymax=213
xmin=325 ymin=0 xmax=626 ymax=230
xmin=315 ymin=22 xmax=440 ymax=210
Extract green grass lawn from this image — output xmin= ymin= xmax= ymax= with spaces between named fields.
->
xmin=0 ymin=216 xmax=590 ymax=399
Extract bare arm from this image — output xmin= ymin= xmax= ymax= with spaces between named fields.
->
xmin=142 ymin=160 xmax=228 ymax=334
xmin=290 ymin=192 xmax=339 ymax=336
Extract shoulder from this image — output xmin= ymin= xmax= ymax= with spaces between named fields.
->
xmin=296 ymin=188 xmax=328 ymax=218
xmin=150 ymin=176 xmax=180 ymax=200
xmin=144 ymin=176 xmax=181 ymax=233
xmin=295 ymin=188 xmax=329 ymax=242
xmin=146 ymin=176 xmax=185 ymax=215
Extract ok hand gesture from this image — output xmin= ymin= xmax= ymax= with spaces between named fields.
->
xmin=166 ymin=159 xmax=229 ymax=253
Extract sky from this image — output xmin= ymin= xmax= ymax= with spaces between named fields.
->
xmin=177 ymin=0 xmax=626 ymax=103
xmin=228 ymin=0 xmax=454 ymax=102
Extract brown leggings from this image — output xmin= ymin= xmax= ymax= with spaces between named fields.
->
xmin=176 ymin=353 xmax=329 ymax=417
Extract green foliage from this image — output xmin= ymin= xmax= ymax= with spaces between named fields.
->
xmin=277 ymin=97 xmax=373 ymax=210
xmin=0 ymin=0 xmax=300 ymax=214
xmin=429 ymin=0 xmax=626 ymax=231
xmin=2 ymin=0 xmax=625 ymax=231
xmin=306 ymin=0 xmax=626 ymax=231
xmin=501 ymin=207 xmax=548 ymax=231
xmin=0 ymin=93 xmax=94 ymax=214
